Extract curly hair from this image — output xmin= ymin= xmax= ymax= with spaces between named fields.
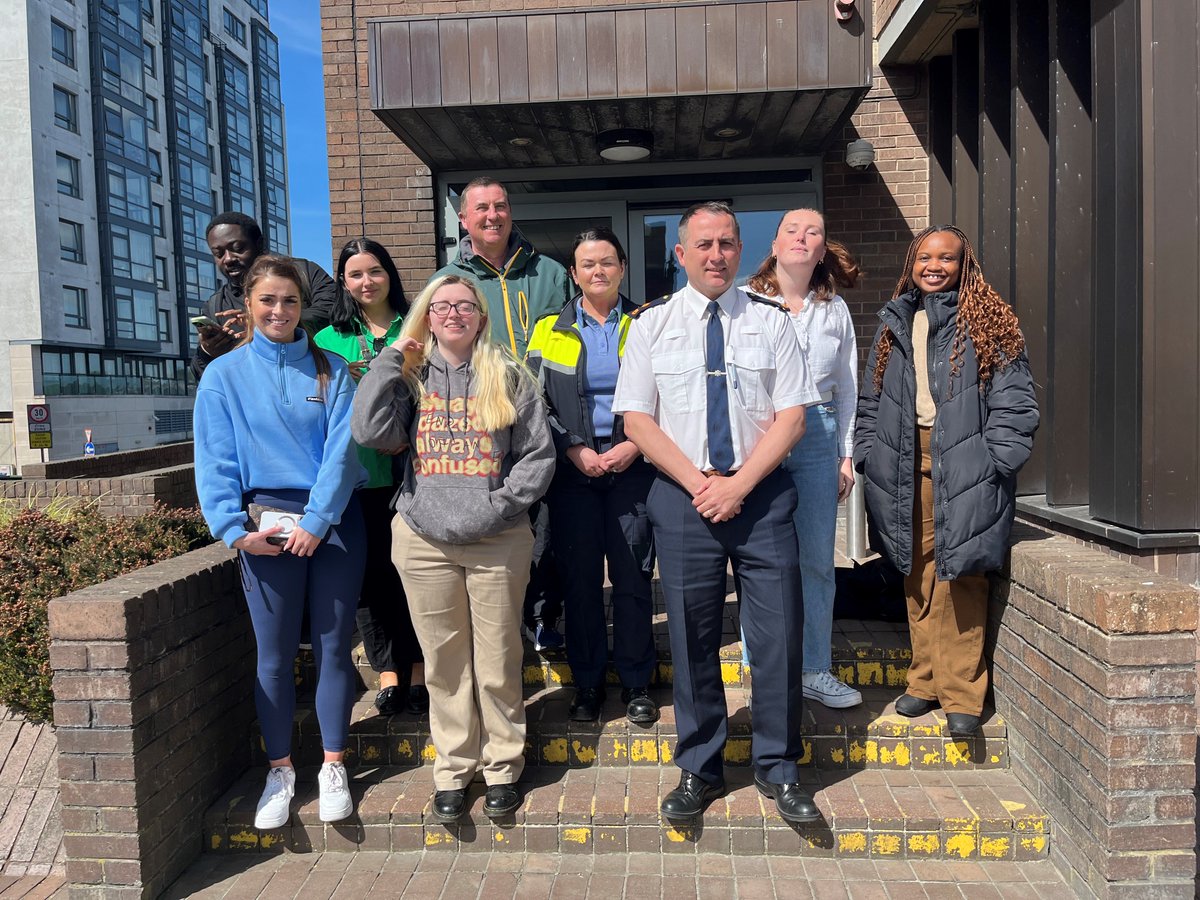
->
xmin=747 ymin=210 xmax=863 ymax=302
xmin=871 ymin=226 xmax=1025 ymax=395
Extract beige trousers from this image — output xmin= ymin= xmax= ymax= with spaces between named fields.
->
xmin=904 ymin=426 xmax=990 ymax=716
xmin=391 ymin=514 xmax=533 ymax=789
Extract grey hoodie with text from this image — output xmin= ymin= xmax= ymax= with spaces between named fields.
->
xmin=351 ymin=344 xmax=555 ymax=544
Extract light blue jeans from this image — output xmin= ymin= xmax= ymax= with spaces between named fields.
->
xmin=739 ymin=402 xmax=841 ymax=673
xmin=784 ymin=401 xmax=841 ymax=673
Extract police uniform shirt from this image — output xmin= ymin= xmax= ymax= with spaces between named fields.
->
xmin=613 ymin=282 xmax=821 ymax=471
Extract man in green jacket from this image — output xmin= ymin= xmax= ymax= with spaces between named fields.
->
xmin=434 ymin=176 xmax=572 ymax=652
xmin=433 ymin=177 xmax=571 ymax=359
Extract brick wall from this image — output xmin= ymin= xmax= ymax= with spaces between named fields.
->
xmin=0 ymin=465 xmax=198 ymax=518
xmin=49 ymin=543 xmax=255 ymax=899
xmin=874 ymin=0 xmax=904 ymax=37
xmin=992 ymin=523 xmax=1199 ymax=897
xmin=20 ymin=442 xmax=193 ymax=480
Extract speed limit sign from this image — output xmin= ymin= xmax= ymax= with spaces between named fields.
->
xmin=27 ymin=404 xmax=52 ymax=449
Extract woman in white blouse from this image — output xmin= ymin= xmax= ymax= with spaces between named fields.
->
xmin=742 ymin=209 xmax=863 ymax=709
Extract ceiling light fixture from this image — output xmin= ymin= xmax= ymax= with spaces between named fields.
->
xmin=509 ymin=137 xmax=533 ymax=147
xmin=714 ymin=127 xmax=741 ymax=139
xmin=597 ymin=128 xmax=652 ymax=162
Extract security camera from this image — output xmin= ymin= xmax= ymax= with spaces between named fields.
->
xmin=845 ymin=139 xmax=875 ymax=170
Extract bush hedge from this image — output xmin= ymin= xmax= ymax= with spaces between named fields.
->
xmin=0 ymin=503 xmax=211 ymax=721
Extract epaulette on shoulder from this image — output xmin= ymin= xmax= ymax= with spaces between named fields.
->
xmin=747 ymin=295 xmax=789 ymax=313
xmin=629 ymin=294 xmax=672 ymax=319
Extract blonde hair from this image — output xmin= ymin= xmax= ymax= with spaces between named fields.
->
xmin=398 ymin=274 xmax=536 ymax=432
xmin=241 ymin=254 xmax=333 ymax=397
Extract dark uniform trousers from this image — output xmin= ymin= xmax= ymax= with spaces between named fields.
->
xmin=647 ymin=466 xmax=805 ymax=786
xmin=548 ymin=455 xmax=656 ymax=691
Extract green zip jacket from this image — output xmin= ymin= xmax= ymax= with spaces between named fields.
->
xmin=432 ymin=230 xmax=571 ymax=358
xmin=314 ymin=313 xmax=405 ymax=489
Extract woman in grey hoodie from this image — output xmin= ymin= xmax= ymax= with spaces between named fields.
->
xmin=352 ymin=274 xmax=555 ymax=823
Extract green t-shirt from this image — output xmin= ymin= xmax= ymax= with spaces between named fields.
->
xmin=314 ymin=314 xmax=405 ymax=489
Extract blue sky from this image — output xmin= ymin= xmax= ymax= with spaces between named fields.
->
xmin=273 ymin=2 xmax=334 ymax=270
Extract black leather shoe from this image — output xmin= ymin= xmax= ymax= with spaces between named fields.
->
xmin=406 ymin=684 xmax=430 ymax=715
xmin=569 ymin=687 xmax=605 ymax=722
xmin=946 ymin=712 xmax=982 ymax=737
xmin=621 ymin=687 xmax=659 ymax=726
xmin=660 ymin=771 xmax=725 ymax=821
xmin=894 ymin=693 xmax=939 ymax=718
xmin=754 ymin=775 xmax=822 ymax=824
xmin=432 ymin=788 xmax=468 ymax=822
xmin=374 ymin=685 xmax=403 ymax=717
xmin=483 ymin=784 xmax=521 ymax=818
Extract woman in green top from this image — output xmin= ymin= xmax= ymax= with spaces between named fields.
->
xmin=315 ymin=238 xmax=427 ymax=716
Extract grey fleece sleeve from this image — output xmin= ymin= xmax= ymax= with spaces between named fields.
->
xmin=350 ymin=346 xmax=414 ymax=452
xmin=489 ymin=375 xmax=556 ymax=520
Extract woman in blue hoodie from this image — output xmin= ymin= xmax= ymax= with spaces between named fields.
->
xmin=195 ymin=254 xmax=366 ymax=832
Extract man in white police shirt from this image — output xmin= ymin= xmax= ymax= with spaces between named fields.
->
xmin=613 ymin=201 xmax=822 ymax=824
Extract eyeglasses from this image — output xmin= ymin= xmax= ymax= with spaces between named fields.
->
xmin=429 ymin=300 xmax=482 ymax=317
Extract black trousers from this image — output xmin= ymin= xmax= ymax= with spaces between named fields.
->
xmin=523 ymin=499 xmax=563 ymax=628
xmin=357 ymin=486 xmax=422 ymax=675
xmin=548 ymin=459 xmax=656 ymax=690
xmin=647 ymin=467 xmax=805 ymax=786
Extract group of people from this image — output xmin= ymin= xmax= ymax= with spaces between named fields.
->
xmin=193 ymin=178 xmax=1038 ymax=832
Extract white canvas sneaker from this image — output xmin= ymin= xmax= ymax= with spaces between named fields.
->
xmin=318 ymin=761 xmax=354 ymax=823
xmin=801 ymin=670 xmax=863 ymax=709
xmin=254 ymin=765 xmax=295 ymax=830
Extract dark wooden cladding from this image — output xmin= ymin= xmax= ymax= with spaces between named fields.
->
xmin=927 ymin=56 xmax=952 ymax=225
xmin=370 ymin=1 xmax=870 ymax=111
xmin=951 ymin=30 xmax=980 ymax=248
xmin=978 ymin=0 xmax=1011 ymax=302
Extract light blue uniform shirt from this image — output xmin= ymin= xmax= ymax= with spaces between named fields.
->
xmin=577 ymin=298 xmax=622 ymax=440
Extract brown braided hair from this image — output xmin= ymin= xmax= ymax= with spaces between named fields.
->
xmin=870 ymin=226 xmax=1025 ymax=396
xmin=747 ymin=210 xmax=863 ymax=301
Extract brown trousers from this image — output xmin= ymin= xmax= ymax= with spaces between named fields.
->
xmin=904 ymin=426 xmax=989 ymax=716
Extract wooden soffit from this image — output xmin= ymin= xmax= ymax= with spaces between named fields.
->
xmin=876 ymin=0 xmax=979 ymax=65
xmin=367 ymin=1 xmax=872 ymax=170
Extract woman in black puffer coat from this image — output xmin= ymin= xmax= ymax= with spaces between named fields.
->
xmin=853 ymin=225 xmax=1038 ymax=736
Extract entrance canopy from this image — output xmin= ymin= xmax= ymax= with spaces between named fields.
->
xmin=366 ymin=1 xmax=872 ymax=170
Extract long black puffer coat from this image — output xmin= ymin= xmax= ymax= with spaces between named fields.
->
xmin=853 ymin=289 xmax=1039 ymax=581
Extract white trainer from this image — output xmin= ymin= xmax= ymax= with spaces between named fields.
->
xmin=802 ymin=670 xmax=863 ymax=709
xmin=254 ymin=765 xmax=295 ymax=830
xmin=318 ymin=761 xmax=354 ymax=823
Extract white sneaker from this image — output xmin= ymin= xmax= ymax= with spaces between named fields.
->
xmin=254 ymin=766 xmax=295 ymax=830
xmin=802 ymin=670 xmax=863 ymax=709
xmin=318 ymin=761 xmax=354 ymax=823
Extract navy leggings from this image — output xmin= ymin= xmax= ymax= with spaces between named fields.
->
xmin=239 ymin=489 xmax=365 ymax=760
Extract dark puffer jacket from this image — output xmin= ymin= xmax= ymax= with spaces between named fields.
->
xmin=853 ymin=289 xmax=1039 ymax=580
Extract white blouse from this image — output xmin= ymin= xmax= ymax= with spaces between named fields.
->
xmin=783 ymin=291 xmax=859 ymax=456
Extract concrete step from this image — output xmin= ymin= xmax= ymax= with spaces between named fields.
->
xmin=203 ymin=765 xmax=1050 ymax=861
xmin=255 ymin=685 xmax=1008 ymax=772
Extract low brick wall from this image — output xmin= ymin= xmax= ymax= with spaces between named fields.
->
xmin=21 ymin=442 xmax=193 ymax=480
xmin=992 ymin=523 xmax=1199 ymax=898
xmin=49 ymin=543 xmax=254 ymax=899
xmin=0 ymin=465 xmax=197 ymax=517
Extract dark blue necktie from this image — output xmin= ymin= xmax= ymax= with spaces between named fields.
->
xmin=705 ymin=300 xmax=735 ymax=475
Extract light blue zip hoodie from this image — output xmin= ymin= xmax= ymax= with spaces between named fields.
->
xmin=194 ymin=327 xmax=367 ymax=548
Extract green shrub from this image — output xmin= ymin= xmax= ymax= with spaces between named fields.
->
xmin=0 ymin=503 xmax=211 ymax=722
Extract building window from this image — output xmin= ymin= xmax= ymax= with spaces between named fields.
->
xmin=64 ymin=286 xmax=88 ymax=328
xmin=56 ymin=153 xmax=81 ymax=198
xmin=53 ymin=86 xmax=77 ymax=132
xmin=59 ymin=220 xmax=84 ymax=263
xmin=152 ymin=203 xmax=164 ymax=237
xmin=51 ymin=19 xmax=76 ymax=68
xmin=141 ymin=0 xmax=153 ymax=21
xmin=223 ymin=9 xmax=247 ymax=45
xmin=113 ymin=284 xmax=158 ymax=341
xmin=146 ymin=96 xmax=158 ymax=130
xmin=143 ymin=41 xmax=156 ymax=77
xmin=157 ymin=309 xmax=171 ymax=342
xmin=149 ymin=151 xmax=162 ymax=184
xmin=155 ymin=256 xmax=168 ymax=289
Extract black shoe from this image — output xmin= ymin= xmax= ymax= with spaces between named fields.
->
xmin=660 ymin=771 xmax=725 ymax=822
xmin=483 ymin=784 xmax=521 ymax=818
xmin=754 ymin=774 xmax=822 ymax=824
xmin=406 ymin=684 xmax=430 ymax=715
xmin=621 ymin=687 xmax=659 ymax=726
xmin=946 ymin=712 xmax=982 ymax=737
xmin=894 ymin=693 xmax=939 ymax=718
xmin=432 ymin=788 xmax=468 ymax=822
xmin=374 ymin=685 xmax=403 ymax=717
xmin=569 ymin=687 xmax=605 ymax=722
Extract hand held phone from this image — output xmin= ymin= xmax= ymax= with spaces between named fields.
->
xmin=190 ymin=314 xmax=222 ymax=329
xmin=258 ymin=511 xmax=298 ymax=546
